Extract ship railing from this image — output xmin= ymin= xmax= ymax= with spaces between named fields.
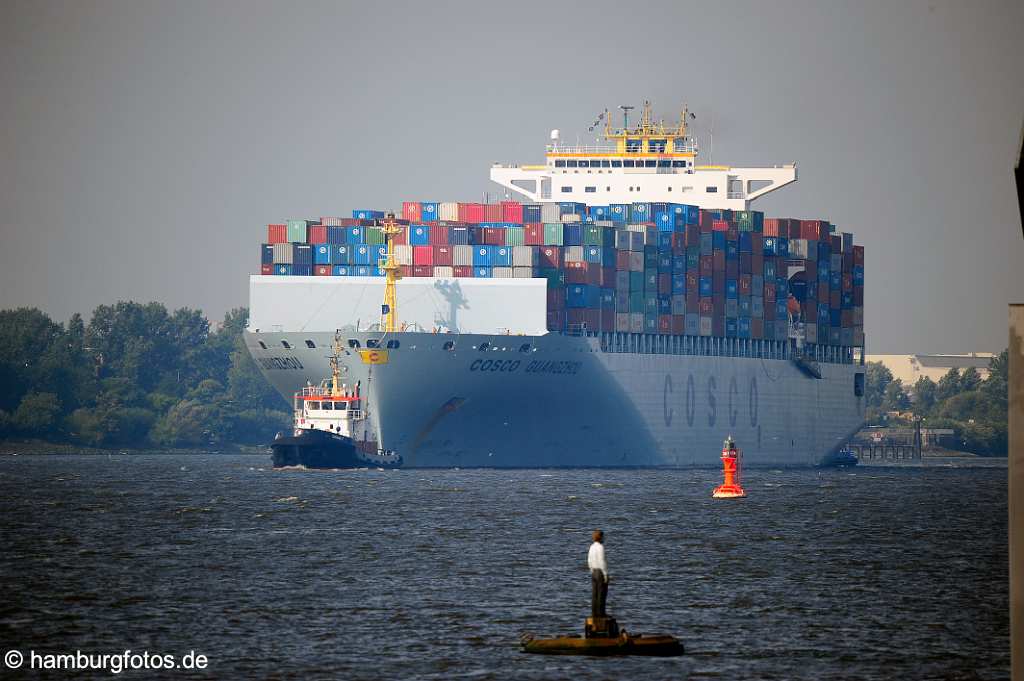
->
xmin=546 ymin=142 xmax=697 ymax=155
xmin=727 ymin=191 xmax=745 ymax=199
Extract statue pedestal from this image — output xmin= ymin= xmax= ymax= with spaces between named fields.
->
xmin=585 ymin=616 xmax=620 ymax=639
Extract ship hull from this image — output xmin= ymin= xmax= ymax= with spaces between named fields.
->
xmin=270 ymin=428 xmax=401 ymax=469
xmin=246 ymin=330 xmax=865 ymax=467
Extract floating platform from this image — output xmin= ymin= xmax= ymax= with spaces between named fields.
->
xmin=521 ymin=617 xmax=684 ymax=657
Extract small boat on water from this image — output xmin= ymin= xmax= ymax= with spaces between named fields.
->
xmin=521 ymin=616 xmax=684 ymax=657
xmin=820 ymin=446 xmax=858 ymax=468
xmin=270 ymin=335 xmax=401 ymax=470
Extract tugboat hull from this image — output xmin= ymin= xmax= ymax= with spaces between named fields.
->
xmin=270 ymin=429 xmax=401 ymax=469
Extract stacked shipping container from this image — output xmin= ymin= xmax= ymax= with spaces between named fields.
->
xmin=260 ymin=203 xmax=865 ymax=347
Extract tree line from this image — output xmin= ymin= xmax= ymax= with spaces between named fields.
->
xmin=0 ymin=303 xmax=289 ymax=448
xmin=862 ymin=350 xmax=1009 ymax=455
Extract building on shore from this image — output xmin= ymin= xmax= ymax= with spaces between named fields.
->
xmin=866 ymin=353 xmax=995 ymax=387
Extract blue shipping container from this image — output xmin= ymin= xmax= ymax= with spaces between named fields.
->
xmin=712 ymin=231 xmax=726 ymax=250
xmin=420 ymin=202 xmax=438 ymax=220
xmin=493 ymin=246 xmax=512 ymax=266
xmin=672 ymin=275 xmax=685 ymax=295
xmin=293 ymin=264 xmax=313 ymax=276
xmin=726 ymin=279 xmax=738 ymax=298
xmin=347 ymin=226 xmax=366 ymax=244
xmin=739 ymin=232 xmax=752 ymax=253
xmin=314 ymin=245 xmax=332 ymax=265
xmin=608 ymin=204 xmax=630 ymax=222
xmin=566 ymin=284 xmax=599 ymax=308
xmin=738 ymin=317 xmax=751 ymax=338
xmin=563 ymin=224 xmax=583 ymax=246
xmin=474 ymin=266 xmax=492 ymax=278
xmin=327 ymin=226 xmax=347 ymax=244
xmin=293 ymin=244 xmax=313 ymax=265
xmin=354 ymin=265 xmax=371 ymax=276
xmin=352 ymin=210 xmax=384 ymax=220
xmin=332 ymin=245 xmax=352 ymax=265
xmin=699 ymin=276 xmax=713 ymax=297
xmin=472 ymin=246 xmax=493 ymax=266
xmin=274 ymin=264 xmax=293 ymax=276
xmin=261 ymin=244 xmax=274 ymax=265
xmin=584 ymin=246 xmax=602 ymax=264
xmin=726 ymin=318 xmax=738 ymax=337
xmin=332 ymin=265 xmax=351 ymax=276
xmin=631 ymin=203 xmax=652 ymax=220
xmin=409 ymin=225 xmax=430 ymax=245
xmin=523 ymin=205 xmax=542 ymax=223
xmin=352 ymin=245 xmax=372 ymax=265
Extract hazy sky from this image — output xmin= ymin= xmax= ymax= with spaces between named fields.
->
xmin=2 ymin=0 xmax=1022 ymax=353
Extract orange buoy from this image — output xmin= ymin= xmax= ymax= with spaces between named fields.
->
xmin=712 ymin=435 xmax=746 ymax=498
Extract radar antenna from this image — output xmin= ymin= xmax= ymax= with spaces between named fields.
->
xmin=618 ymin=104 xmax=635 ymax=131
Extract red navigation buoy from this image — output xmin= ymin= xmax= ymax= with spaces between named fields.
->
xmin=712 ymin=435 xmax=746 ymax=498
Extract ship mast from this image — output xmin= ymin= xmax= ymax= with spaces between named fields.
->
xmin=330 ymin=332 xmax=343 ymax=397
xmin=378 ymin=213 xmax=403 ymax=332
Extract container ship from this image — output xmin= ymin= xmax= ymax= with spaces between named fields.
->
xmin=244 ymin=102 xmax=866 ymax=467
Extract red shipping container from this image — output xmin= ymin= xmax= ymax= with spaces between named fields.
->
xmin=713 ymin=296 xmax=725 ymax=316
xmin=658 ymin=273 xmax=671 ymax=296
xmin=841 ymin=310 xmax=853 ymax=327
xmin=763 ymin=219 xmax=780 ymax=237
xmin=434 ymin=245 xmax=453 ymax=266
xmin=390 ymin=227 xmax=408 ymax=245
xmin=713 ymin=271 xmax=725 ymax=292
xmin=699 ymin=210 xmax=714 ymax=232
xmin=853 ymin=245 xmax=864 ymax=265
xmin=307 ymin=225 xmax=327 ymax=244
xmin=658 ymin=315 xmax=672 ymax=334
xmin=616 ymin=250 xmax=630 ymax=270
xmin=524 ymin=223 xmax=544 ymax=245
xmin=830 ymin=291 xmax=841 ymax=309
xmin=430 ymin=225 xmax=449 ymax=245
xmin=818 ymin=282 xmax=829 ymax=301
xmin=712 ymin=219 xmax=730 ymax=232
xmin=454 ymin=265 xmax=473 ymax=278
xmin=764 ymin=304 xmax=776 ymax=321
xmin=540 ymin=246 xmax=562 ymax=268
xmin=567 ymin=309 xmax=600 ymax=330
xmin=726 ymin=227 xmax=739 ymax=242
xmin=854 ymin=287 xmax=863 ymax=306
xmin=752 ymin=252 xmax=764 ymax=274
xmin=686 ymin=293 xmax=699 ymax=314
xmin=700 ymin=255 xmax=713 ymax=276
xmin=547 ymin=310 xmax=565 ymax=332
xmin=482 ymin=227 xmax=506 ymax=246
xmin=314 ymin=265 xmax=332 ymax=276
xmin=699 ymin=297 xmax=714 ymax=315
xmin=739 ymin=274 xmax=752 ymax=296
xmin=600 ymin=309 xmax=615 ymax=333
xmin=803 ymin=260 xmax=817 ymax=280
xmin=565 ymin=261 xmax=601 ymax=285
xmin=751 ymin=318 xmax=763 ymax=338
xmin=483 ymin=204 xmax=502 ymax=222
xmin=413 ymin=246 xmax=434 ymax=266
xmin=764 ymin=283 xmax=777 ymax=302
xmin=501 ymin=201 xmax=523 ymax=224
xmin=686 ymin=228 xmax=701 ymax=247
xmin=751 ymin=234 xmax=764 ymax=251
xmin=713 ymin=251 xmax=725 ymax=272
xmin=399 ymin=265 xmax=413 ymax=278
xmin=843 ymin=251 xmax=854 ymax=271
xmin=339 ymin=218 xmax=361 ymax=227
xmin=601 ymin=267 xmax=616 ymax=288
xmin=671 ymin=314 xmax=685 ymax=335
xmin=546 ymin=288 xmax=565 ymax=310
xmin=402 ymin=202 xmax=421 ymax=222
xmin=739 ymin=252 xmax=752 ymax=273
xmin=260 ymin=264 xmax=274 ymax=275
xmin=671 ymin=233 xmax=686 ymax=255
xmin=842 ymin=273 xmax=853 ymax=292
xmin=685 ymin=271 xmax=699 ymax=291
xmin=412 ymin=265 xmax=433 ymax=277
xmin=268 ymin=224 xmax=287 ymax=244
xmin=800 ymin=220 xmax=825 ymax=240
xmin=459 ymin=203 xmax=486 ymax=224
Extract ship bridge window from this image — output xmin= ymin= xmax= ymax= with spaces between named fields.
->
xmin=281 ymin=340 xmax=292 ymax=349
xmin=305 ymin=340 xmax=316 ymax=348
xmin=336 ymin=401 xmax=347 ymax=411
xmin=649 ymin=139 xmax=666 ymax=153
xmin=672 ymin=160 xmax=687 ymax=168
xmin=600 ymin=160 xmax=610 ymax=168
xmin=321 ymin=401 xmax=333 ymax=410
xmin=307 ymin=401 xmax=320 ymax=410
xmin=257 ymin=340 xmax=267 ymax=350
xmin=705 ymin=186 xmax=718 ymax=193
xmin=386 ymin=340 xmax=400 ymax=349
xmin=644 ymin=160 xmax=657 ymax=168
xmin=566 ymin=160 xmax=578 ymax=168
xmin=477 ymin=342 xmax=490 ymax=351
xmin=365 ymin=339 xmax=380 ymax=348
xmin=626 ymin=139 xmax=642 ymax=153
xmin=623 ymin=160 xmax=635 ymax=168
xmin=561 ymin=186 xmax=572 ymax=193
xmin=585 ymin=186 xmax=596 ymax=193
xmin=347 ymin=339 xmax=361 ymax=348
xmin=657 ymin=160 xmax=671 ymax=168
xmin=554 ymin=159 xmax=566 ymax=168
xmin=577 ymin=160 xmax=589 ymax=168
xmin=611 ymin=160 xmax=622 ymax=168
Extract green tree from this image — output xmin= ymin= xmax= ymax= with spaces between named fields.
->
xmin=959 ymin=366 xmax=982 ymax=392
xmin=912 ymin=376 xmax=937 ymax=415
xmin=981 ymin=349 xmax=1008 ymax=411
xmin=864 ymin=362 xmax=893 ymax=410
xmin=12 ymin=392 xmax=63 ymax=437
xmin=935 ymin=368 xmax=962 ymax=403
xmin=881 ymin=380 xmax=911 ymax=412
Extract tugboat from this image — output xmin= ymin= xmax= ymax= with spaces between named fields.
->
xmin=270 ymin=335 xmax=402 ymax=469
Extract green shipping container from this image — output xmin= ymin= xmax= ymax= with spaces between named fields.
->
xmin=583 ymin=225 xmax=609 ymax=246
xmin=629 ymin=292 xmax=644 ymax=313
xmin=286 ymin=219 xmax=307 ymax=243
xmin=365 ymin=227 xmax=384 ymax=245
xmin=543 ymin=223 xmax=564 ymax=246
xmin=629 ymin=271 xmax=644 ymax=291
xmin=505 ymin=227 xmax=525 ymax=246
xmin=644 ymin=269 xmax=658 ymax=293
xmin=539 ymin=268 xmax=565 ymax=288
xmin=644 ymin=297 xmax=658 ymax=315
xmin=644 ymin=314 xmax=658 ymax=332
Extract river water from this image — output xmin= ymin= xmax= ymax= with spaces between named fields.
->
xmin=0 ymin=454 xmax=1008 ymax=680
